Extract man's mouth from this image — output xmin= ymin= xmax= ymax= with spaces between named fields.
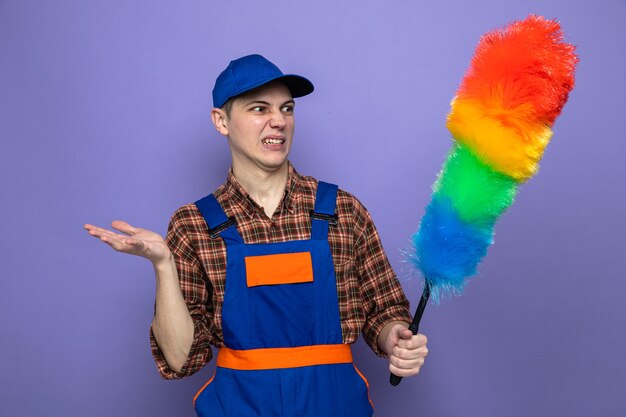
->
xmin=262 ymin=137 xmax=285 ymax=145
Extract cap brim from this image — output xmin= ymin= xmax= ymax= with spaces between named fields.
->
xmin=277 ymin=74 xmax=314 ymax=98
xmin=224 ymin=74 xmax=314 ymax=106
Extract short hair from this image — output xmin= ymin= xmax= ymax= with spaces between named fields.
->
xmin=221 ymin=98 xmax=234 ymax=118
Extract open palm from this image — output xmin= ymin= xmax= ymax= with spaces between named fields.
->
xmin=84 ymin=220 xmax=171 ymax=264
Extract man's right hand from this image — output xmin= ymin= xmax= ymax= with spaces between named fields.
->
xmin=84 ymin=220 xmax=171 ymax=265
xmin=85 ymin=220 xmax=193 ymax=372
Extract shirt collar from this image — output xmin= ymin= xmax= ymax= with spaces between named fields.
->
xmin=224 ymin=162 xmax=301 ymax=218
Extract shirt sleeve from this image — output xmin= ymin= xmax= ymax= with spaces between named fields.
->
xmin=351 ymin=198 xmax=412 ymax=357
xmin=150 ymin=206 xmax=215 ymax=379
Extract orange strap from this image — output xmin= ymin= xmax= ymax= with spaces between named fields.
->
xmin=216 ymin=344 xmax=353 ymax=370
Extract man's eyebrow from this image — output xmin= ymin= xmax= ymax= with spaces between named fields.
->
xmin=243 ymin=100 xmax=271 ymax=106
xmin=242 ymin=99 xmax=295 ymax=106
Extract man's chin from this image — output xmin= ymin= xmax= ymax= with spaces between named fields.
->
xmin=259 ymin=159 xmax=289 ymax=173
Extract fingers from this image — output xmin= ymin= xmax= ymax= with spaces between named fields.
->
xmin=84 ymin=223 xmax=112 ymax=239
xmin=389 ymin=354 xmax=426 ymax=377
xmin=84 ymin=222 xmax=169 ymax=264
xmin=388 ymin=334 xmax=429 ymax=377
xmin=387 ymin=324 xmax=412 ymax=344
xmin=84 ymin=223 xmax=138 ymax=251
xmin=392 ymin=335 xmax=428 ymax=360
xmin=389 ymin=350 xmax=427 ymax=367
xmin=391 ymin=343 xmax=429 ymax=360
xmin=111 ymin=220 xmax=139 ymax=235
xmin=84 ymin=224 xmax=120 ymax=240
xmin=397 ymin=333 xmax=427 ymax=349
xmin=398 ymin=327 xmax=414 ymax=340
xmin=84 ymin=221 xmax=140 ymax=242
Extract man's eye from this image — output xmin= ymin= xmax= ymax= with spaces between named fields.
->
xmin=281 ymin=105 xmax=294 ymax=113
xmin=251 ymin=106 xmax=264 ymax=112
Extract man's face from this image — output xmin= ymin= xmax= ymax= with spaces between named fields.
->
xmin=217 ymin=81 xmax=295 ymax=174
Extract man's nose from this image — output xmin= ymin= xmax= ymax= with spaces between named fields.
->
xmin=269 ymin=110 xmax=286 ymax=129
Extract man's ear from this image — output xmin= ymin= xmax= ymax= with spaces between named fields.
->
xmin=211 ymin=108 xmax=229 ymax=136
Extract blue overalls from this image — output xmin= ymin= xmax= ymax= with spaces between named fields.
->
xmin=193 ymin=182 xmax=374 ymax=417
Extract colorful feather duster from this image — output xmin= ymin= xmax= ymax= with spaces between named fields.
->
xmin=391 ymin=15 xmax=578 ymax=385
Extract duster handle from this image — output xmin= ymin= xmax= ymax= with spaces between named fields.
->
xmin=389 ymin=283 xmax=430 ymax=386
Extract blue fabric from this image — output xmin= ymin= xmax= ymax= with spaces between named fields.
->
xmin=195 ymin=194 xmax=243 ymax=245
xmin=222 ymin=239 xmax=342 ymax=349
xmin=195 ymin=365 xmax=373 ymax=417
xmin=313 ymin=181 xmax=338 ymax=215
xmin=193 ymin=182 xmax=372 ymax=417
xmin=212 ymin=54 xmax=314 ymax=108
xmin=311 ymin=181 xmax=338 ymax=241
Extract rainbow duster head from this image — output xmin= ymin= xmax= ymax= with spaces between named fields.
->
xmin=412 ymin=15 xmax=578 ymax=302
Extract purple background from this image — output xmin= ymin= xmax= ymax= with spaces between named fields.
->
xmin=1 ymin=1 xmax=625 ymax=416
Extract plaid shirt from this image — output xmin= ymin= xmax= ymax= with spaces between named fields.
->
xmin=151 ymin=163 xmax=411 ymax=379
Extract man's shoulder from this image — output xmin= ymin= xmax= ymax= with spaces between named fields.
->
xmin=168 ymin=202 xmax=205 ymax=232
xmin=335 ymin=187 xmax=370 ymax=225
xmin=297 ymin=171 xmax=357 ymax=199
xmin=298 ymin=172 xmax=368 ymax=217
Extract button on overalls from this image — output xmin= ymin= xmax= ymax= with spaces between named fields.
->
xmin=192 ymin=182 xmax=374 ymax=417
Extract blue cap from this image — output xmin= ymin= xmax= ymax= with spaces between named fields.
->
xmin=212 ymin=54 xmax=314 ymax=108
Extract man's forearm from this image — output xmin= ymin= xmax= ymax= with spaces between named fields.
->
xmin=151 ymin=255 xmax=195 ymax=373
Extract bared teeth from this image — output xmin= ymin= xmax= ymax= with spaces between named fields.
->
xmin=263 ymin=138 xmax=284 ymax=144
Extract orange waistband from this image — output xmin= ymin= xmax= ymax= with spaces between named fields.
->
xmin=216 ymin=344 xmax=353 ymax=370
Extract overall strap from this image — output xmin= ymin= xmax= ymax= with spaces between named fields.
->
xmin=310 ymin=181 xmax=338 ymax=240
xmin=194 ymin=194 xmax=244 ymax=245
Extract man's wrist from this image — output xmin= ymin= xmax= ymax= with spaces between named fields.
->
xmin=153 ymin=253 xmax=175 ymax=275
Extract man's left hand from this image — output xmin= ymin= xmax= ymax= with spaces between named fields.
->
xmin=379 ymin=323 xmax=428 ymax=378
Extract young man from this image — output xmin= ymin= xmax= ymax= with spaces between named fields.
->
xmin=85 ymin=54 xmax=428 ymax=417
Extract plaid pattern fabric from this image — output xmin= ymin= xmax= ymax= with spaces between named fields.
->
xmin=151 ymin=164 xmax=411 ymax=379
